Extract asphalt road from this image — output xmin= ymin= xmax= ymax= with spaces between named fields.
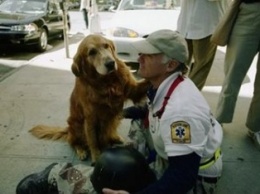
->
xmin=0 ymin=10 xmax=114 ymax=81
xmin=0 ymin=33 xmax=84 ymax=81
xmin=0 ymin=10 xmax=113 ymax=60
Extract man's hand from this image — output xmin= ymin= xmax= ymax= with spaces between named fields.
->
xmin=102 ymin=188 xmax=130 ymax=194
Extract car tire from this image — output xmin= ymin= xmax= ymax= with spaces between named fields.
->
xmin=36 ymin=28 xmax=48 ymax=52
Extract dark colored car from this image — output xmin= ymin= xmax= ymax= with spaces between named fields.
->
xmin=67 ymin=0 xmax=80 ymax=10
xmin=0 ymin=0 xmax=70 ymax=52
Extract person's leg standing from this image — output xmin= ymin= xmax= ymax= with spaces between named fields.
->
xmin=216 ymin=3 xmax=260 ymax=124
xmin=187 ymin=35 xmax=217 ymax=90
xmin=186 ymin=39 xmax=194 ymax=67
xmin=246 ymin=54 xmax=260 ymax=131
xmin=246 ymin=3 xmax=260 ymax=133
xmin=82 ymin=8 xmax=89 ymax=29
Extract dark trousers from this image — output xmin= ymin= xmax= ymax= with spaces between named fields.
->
xmin=82 ymin=8 xmax=88 ymax=29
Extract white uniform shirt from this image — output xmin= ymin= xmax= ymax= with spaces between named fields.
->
xmin=80 ymin=0 xmax=91 ymax=11
xmin=148 ymin=72 xmax=223 ymax=160
xmin=177 ymin=0 xmax=228 ymax=39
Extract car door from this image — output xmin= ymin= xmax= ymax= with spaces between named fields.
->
xmin=45 ymin=0 xmax=64 ymax=37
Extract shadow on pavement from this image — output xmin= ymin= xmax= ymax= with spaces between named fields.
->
xmin=0 ymin=64 xmax=16 ymax=82
xmin=203 ymin=90 xmax=260 ymax=194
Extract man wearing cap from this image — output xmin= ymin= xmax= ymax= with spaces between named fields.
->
xmin=16 ymin=30 xmax=223 ymax=194
xmin=103 ymin=29 xmax=223 ymax=194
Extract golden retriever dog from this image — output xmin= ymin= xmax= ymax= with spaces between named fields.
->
xmin=29 ymin=34 xmax=149 ymax=163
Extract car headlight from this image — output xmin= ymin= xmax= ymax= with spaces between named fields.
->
xmin=11 ymin=23 xmax=38 ymax=33
xmin=106 ymin=27 xmax=139 ymax=38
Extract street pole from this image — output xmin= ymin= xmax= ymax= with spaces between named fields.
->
xmin=60 ymin=0 xmax=70 ymax=58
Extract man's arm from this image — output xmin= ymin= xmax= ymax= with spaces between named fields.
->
xmin=123 ymin=105 xmax=148 ymax=120
xmin=134 ymin=152 xmax=200 ymax=194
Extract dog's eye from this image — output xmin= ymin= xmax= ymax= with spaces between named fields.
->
xmin=89 ymin=48 xmax=97 ymax=56
xmin=103 ymin=43 xmax=109 ymax=49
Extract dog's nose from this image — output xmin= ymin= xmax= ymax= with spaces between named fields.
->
xmin=105 ymin=61 xmax=115 ymax=72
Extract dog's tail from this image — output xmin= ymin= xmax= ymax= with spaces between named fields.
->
xmin=29 ymin=125 xmax=68 ymax=141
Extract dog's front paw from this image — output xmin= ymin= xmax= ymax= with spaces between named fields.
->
xmin=75 ymin=148 xmax=89 ymax=161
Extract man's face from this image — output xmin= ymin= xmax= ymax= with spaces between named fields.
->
xmin=137 ymin=53 xmax=169 ymax=82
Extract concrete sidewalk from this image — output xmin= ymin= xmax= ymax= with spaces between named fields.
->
xmin=0 ymin=41 xmax=259 ymax=194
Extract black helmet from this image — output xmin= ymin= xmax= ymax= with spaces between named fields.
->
xmin=90 ymin=146 xmax=156 ymax=193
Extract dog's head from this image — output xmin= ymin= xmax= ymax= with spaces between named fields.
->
xmin=72 ymin=34 xmax=118 ymax=77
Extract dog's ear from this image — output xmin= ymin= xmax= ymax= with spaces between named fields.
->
xmin=108 ymin=39 xmax=116 ymax=53
xmin=71 ymin=53 xmax=83 ymax=77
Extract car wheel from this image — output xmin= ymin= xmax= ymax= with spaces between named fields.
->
xmin=36 ymin=29 xmax=48 ymax=52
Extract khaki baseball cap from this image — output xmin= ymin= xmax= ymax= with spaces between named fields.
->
xmin=131 ymin=29 xmax=188 ymax=63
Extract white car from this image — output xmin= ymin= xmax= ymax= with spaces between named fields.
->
xmin=103 ymin=0 xmax=180 ymax=64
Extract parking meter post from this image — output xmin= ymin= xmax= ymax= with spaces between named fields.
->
xmin=60 ymin=0 xmax=70 ymax=58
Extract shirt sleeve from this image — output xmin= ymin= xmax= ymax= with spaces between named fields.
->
xmin=161 ymin=117 xmax=209 ymax=157
xmin=133 ymin=152 xmax=201 ymax=194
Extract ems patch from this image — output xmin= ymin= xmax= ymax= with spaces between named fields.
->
xmin=171 ymin=121 xmax=191 ymax=143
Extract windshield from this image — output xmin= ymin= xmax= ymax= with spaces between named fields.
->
xmin=0 ymin=0 xmax=46 ymax=13
xmin=118 ymin=0 xmax=175 ymax=10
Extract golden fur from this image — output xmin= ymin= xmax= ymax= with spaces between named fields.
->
xmin=29 ymin=34 xmax=149 ymax=162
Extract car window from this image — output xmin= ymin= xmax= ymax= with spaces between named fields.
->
xmin=0 ymin=0 xmax=45 ymax=13
xmin=118 ymin=0 xmax=175 ymax=10
xmin=48 ymin=0 xmax=62 ymax=14
xmin=0 ymin=0 xmax=13 ymax=12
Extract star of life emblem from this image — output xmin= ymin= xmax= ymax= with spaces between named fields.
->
xmin=171 ymin=121 xmax=191 ymax=143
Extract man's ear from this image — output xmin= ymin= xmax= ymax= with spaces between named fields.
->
xmin=166 ymin=60 xmax=179 ymax=73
